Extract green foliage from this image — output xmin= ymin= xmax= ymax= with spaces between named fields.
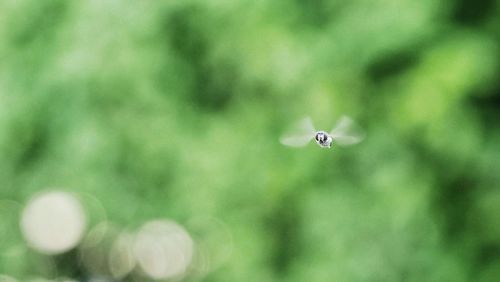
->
xmin=0 ymin=0 xmax=499 ymax=281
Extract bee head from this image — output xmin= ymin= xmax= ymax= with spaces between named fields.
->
xmin=315 ymin=132 xmax=326 ymax=142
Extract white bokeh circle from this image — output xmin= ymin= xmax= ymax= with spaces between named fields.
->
xmin=20 ymin=191 xmax=87 ymax=255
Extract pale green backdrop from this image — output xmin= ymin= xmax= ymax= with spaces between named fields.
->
xmin=0 ymin=0 xmax=499 ymax=281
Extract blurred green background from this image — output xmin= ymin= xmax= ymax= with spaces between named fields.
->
xmin=1 ymin=0 xmax=500 ymax=281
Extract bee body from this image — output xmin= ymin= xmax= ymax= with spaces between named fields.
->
xmin=314 ymin=131 xmax=333 ymax=148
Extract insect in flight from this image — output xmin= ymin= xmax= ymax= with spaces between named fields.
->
xmin=280 ymin=116 xmax=365 ymax=148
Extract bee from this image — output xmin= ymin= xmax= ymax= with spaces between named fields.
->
xmin=280 ymin=116 xmax=364 ymax=148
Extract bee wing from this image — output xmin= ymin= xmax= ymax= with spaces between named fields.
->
xmin=280 ymin=116 xmax=316 ymax=147
xmin=330 ymin=115 xmax=365 ymax=146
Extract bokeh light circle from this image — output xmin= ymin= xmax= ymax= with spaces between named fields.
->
xmin=108 ymin=232 xmax=136 ymax=279
xmin=20 ymin=191 xmax=87 ymax=255
xmin=133 ymin=219 xmax=194 ymax=280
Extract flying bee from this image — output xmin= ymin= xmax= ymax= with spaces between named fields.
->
xmin=280 ymin=116 xmax=364 ymax=148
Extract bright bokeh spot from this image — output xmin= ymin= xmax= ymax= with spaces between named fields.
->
xmin=108 ymin=232 xmax=136 ymax=279
xmin=133 ymin=220 xmax=194 ymax=280
xmin=20 ymin=191 xmax=87 ymax=255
